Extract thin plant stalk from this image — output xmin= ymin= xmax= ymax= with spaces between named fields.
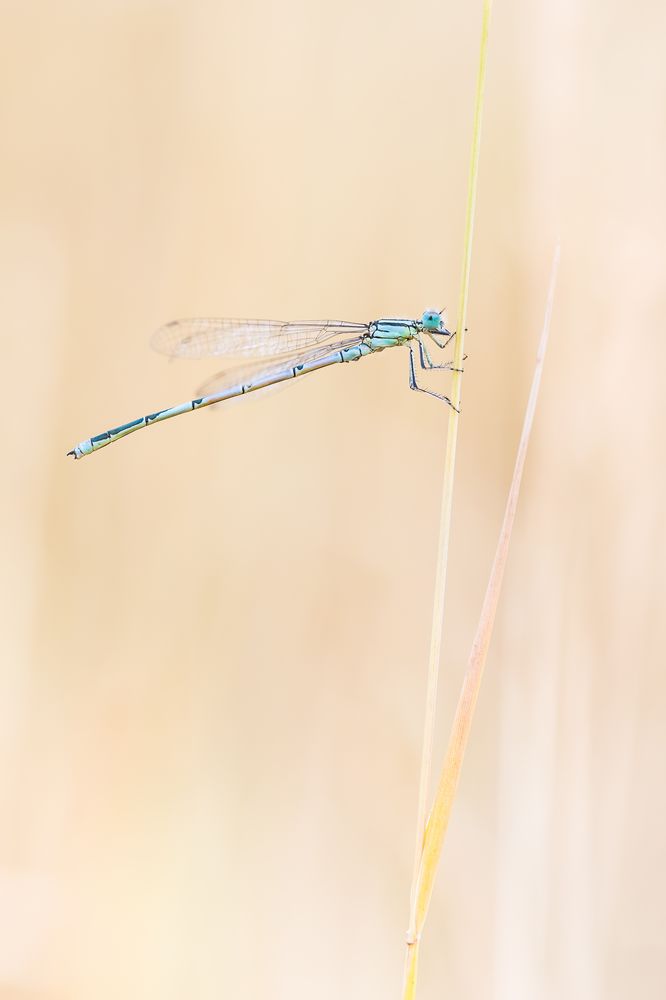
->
xmin=407 ymin=0 xmax=493 ymax=944
xmin=402 ymin=246 xmax=560 ymax=1000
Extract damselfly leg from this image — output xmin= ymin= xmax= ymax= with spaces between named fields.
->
xmin=407 ymin=344 xmax=459 ymax=412
xmin=417 ymin=337 xmax=464 ymax=373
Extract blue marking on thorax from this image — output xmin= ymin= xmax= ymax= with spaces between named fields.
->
xmin=370 ymin=320 xmax=417 ymax=349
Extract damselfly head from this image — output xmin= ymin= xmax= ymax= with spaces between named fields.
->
xmin=421 ymin=308 xmax=446 ymax=332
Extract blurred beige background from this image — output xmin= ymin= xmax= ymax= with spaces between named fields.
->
xmin=2 ymin=1 xmax=665 ymax=997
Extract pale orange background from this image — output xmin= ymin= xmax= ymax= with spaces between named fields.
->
xmin=2 ymin=1 xmax=665 ymax=998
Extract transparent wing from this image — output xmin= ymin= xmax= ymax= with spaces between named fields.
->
xmin=196 ymin=336 xmax=366 ymax=398
xmin=152 ymin=317 xmax=370 ymax=360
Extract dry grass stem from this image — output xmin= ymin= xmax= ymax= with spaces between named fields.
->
xmin=403 ymin=245 xmax=560 ymax=1000
xmin=406 ymin=0 xmax=493 ymax=953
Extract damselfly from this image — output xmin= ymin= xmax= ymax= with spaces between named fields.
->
xmin=67 ymin=309 xmax=459 ymax=459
